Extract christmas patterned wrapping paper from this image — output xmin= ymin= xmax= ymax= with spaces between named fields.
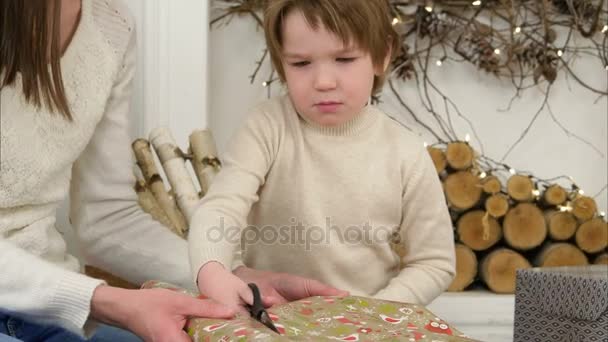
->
xmin=143 ymin=281 xmax=477 ymax=341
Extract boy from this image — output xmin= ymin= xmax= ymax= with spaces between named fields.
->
xmin=189 ymin=0 xmax=456 ymax=311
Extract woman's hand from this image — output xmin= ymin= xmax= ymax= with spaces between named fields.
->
xmin=91 ymin=285 xmax=235 ymax=342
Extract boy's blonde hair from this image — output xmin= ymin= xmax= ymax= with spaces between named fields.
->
xmin=264 ymin=0 xmax=399 ymax=95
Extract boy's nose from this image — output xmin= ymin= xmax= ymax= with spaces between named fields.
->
xmin=313 ymin=67 xmax=337 ymax=91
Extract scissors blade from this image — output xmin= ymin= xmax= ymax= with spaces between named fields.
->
xmin=258 ymin=311 xmax=280 ymax=333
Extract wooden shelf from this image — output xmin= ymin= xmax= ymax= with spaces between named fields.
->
xmin=427 ymin=290 xmax=515 ymax=342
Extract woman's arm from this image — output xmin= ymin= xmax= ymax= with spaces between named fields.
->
xmin=69 ymin=19 xmax=191 ymax=288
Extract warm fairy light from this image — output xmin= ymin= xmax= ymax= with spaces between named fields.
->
xmin=600 ymin=211 xmax=606 ymax=218
xmin=425 ymin=6 xmax=433 ymax=12
xmin=532 ymin=189 xmax=540 ymax=197
xmin=392 ymin=17 xmax=400 ymax=25
xmin=559 ymin=204 xmax=573 ymax=212
xmin=465 ymin=134 xmax=471 ymax=142
xmin=602 ymin=25 xmax=608 ymax=33
xmin=514 ymin=26 xmax=521 ymax=34
xmin=557 ymin=50 xmax=563 ymax=57
xmin=472 ymin=0 xmax=482 ymax=5
xmin=262 ymin=81 xmax=268 ymax=87
xmin=509 ymin=168 xmax=516 ymax=175
xmin=479 ymin=172 xmax=487 ymax=179
xmin=494 ymin=48 xmax=501 ymax=55
xmin=424 ymin=142 xmax=429 ymax=147
xmin=436 ymin=60 xmax=443 ymax=66
xmin=578 ymin=189 xmax=585 ymax=195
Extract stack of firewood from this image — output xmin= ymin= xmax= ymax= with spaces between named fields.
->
xmin=426 ymin=142 xmax=608 ymax=294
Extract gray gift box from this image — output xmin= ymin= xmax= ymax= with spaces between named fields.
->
xmin=513 ymin=265 xmax=608 ymax=342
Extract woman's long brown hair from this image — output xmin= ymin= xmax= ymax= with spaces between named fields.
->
xmin=1 ymin=0 xmax=72 ymax=120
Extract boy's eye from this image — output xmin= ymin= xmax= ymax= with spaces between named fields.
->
xmin=291 ymin=61 xmax=310 ymax=67
xmin=336 ymin=57 xmax=356 ymax=63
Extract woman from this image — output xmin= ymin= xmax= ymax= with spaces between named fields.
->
xmin=0 ymin=1 xmax=346 ymax=341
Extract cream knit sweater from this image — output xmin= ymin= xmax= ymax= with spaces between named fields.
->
xmin=190 ymin=95 xmax=456 ymax=305
xmin=0 ymin=0 xmax=190 ymax=336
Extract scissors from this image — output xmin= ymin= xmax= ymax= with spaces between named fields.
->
xmin=247 ymin=283 xmax=280 ymax=334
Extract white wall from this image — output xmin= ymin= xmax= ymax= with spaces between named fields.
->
xmin=208 ymin=14 xmax=608 ymax=213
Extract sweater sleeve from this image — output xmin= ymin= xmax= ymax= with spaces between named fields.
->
xmin=373 ymin=145 xmax=456 ymax=305
xmin=0 ymin=239 xmax=105 ymax=337
xmin=188 ymin=108 xmax=278 ymax=283
xmin=69 ymin=22 xmax=191 ymax=289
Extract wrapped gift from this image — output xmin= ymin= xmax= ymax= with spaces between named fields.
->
xmin=143 ymin=281 xmax=476 ymax=341
xmin=513 ymin=265 xmax=608 ymax=342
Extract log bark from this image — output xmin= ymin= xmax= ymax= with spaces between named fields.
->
xmin=503 ymin=203 xmax=547 ymax=251
xmin=444 ymin=171 xmax=482 ymax=211
xmin=543 ymin=184 xmax=567 ymax=206
xmin=457 ymin=210 xmax=502 ymax=251
xmin=448 ymin=243 xmax=478 ymax=292
xmin=150 ymin=128 xmax=200 ymax=222
xmin=189 ymin=129 xmax=222 ymax=196
xmin=481 ymin=175 xmax=502 ymax=194
xmin=535 ymin=243 xmax=589 ymax=267
xmin=480 ymin=248 xmax=531 ymax=294
xmin=132 ymin=139 xmax=187 ymax=236
xmin=545 ymin=210 xmax=578 ymax=241
xmin=575 ymin=218 xmax=608 ymax=253
xmin=445 ymin=142 xmax=474 ymax=170
xmin=134 ymin=179 xmax=176 ymax=232
xmin=507 ymin=174 xmax=534 ymax=202
xmin=485 ymin=193 xmax=510 ymax=218
xmin=571 ymin=195 xmax=597 ymax=221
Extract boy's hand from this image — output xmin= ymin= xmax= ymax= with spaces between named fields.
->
xmin=233 ymin=266 xmax=349 ymax=306
xmin=197 ymin=261 xmax=254 ymax=313
xmin=91 ymin=285 xmax=235 ymax=342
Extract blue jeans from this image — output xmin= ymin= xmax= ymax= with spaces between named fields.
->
xmin=0 ymin=313 xmax=142 ymax=342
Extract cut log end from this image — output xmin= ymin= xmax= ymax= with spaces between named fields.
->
xmin=448 ymin=244 xmax=478 ymax=292
xmin=427 ymin=147 xmax=447 ymax=174
xmin=480 ymin=248 xmax=531 ymax=294
xmin=571 ymin=196 xmax=598 ymax=221
xmin=575 ymin=218 xmax=608 ymax=253
xmin=507 ymin=175 xmax=534 ymax=202
xmin=481 ymin=175 xmax=502 ymax=194
xmin=535 ymin=243 xmax=588 ymax=267
xmin=543 ymin=185 xmax=567 ymax=206
xmin=594 ymin=253 xmax=608 ymax=265
xmin=485 ymin=194 xmax=510 ymax=218
xmin=546 ymin=211 xmax=578 ymax=241
xmin=446 ymin=142 xmax=474 ymax=170
xmin=444 ymin=171 xmax=482 ymax=211
xmin=503 ymin=203 xmax=547 ymax=251
xmin=457 ymin=210 xmax=502 ymax=251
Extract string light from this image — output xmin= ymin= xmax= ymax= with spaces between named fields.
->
xmin=472 ymin=0 xmax=482 ymax=6
xmin=436 ymin=60 xmax=443 ymax=66
xmin=602 ymin=25 xmax=608 ymax=33
xmin=559 ymin=205 xmax=572 ymax=212
xmin=494 ymin=48 xmax=501 ymax=55
xmin=425 ymin=6 xmax=433 ymax=12
xmin=514 ymin=26 xmax=521 ymax=34
xmin=509 ymin=168 xmax=516 ymax=175
xmin=479 ymin=172 xmax=487 ymax=179
xmin=532 ymin=189 xmax=540 ymax=197
xmin=423 ymin=142 xmax=429 ymax=147
xmin=392 ymin=17 xmax=400 ymax=25
xmin=600 ymin=211 xmax=606 ymax=218
xmin=557 ymin=50 xmax=563 ymax=57
xmin=578 ymin=189 xmax=585 ymax=195
xmin=465 ymin=134 xmax=471 ymax=142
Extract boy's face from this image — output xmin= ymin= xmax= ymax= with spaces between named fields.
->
xmin=281 ymin=10 xmax=382 ymax=127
